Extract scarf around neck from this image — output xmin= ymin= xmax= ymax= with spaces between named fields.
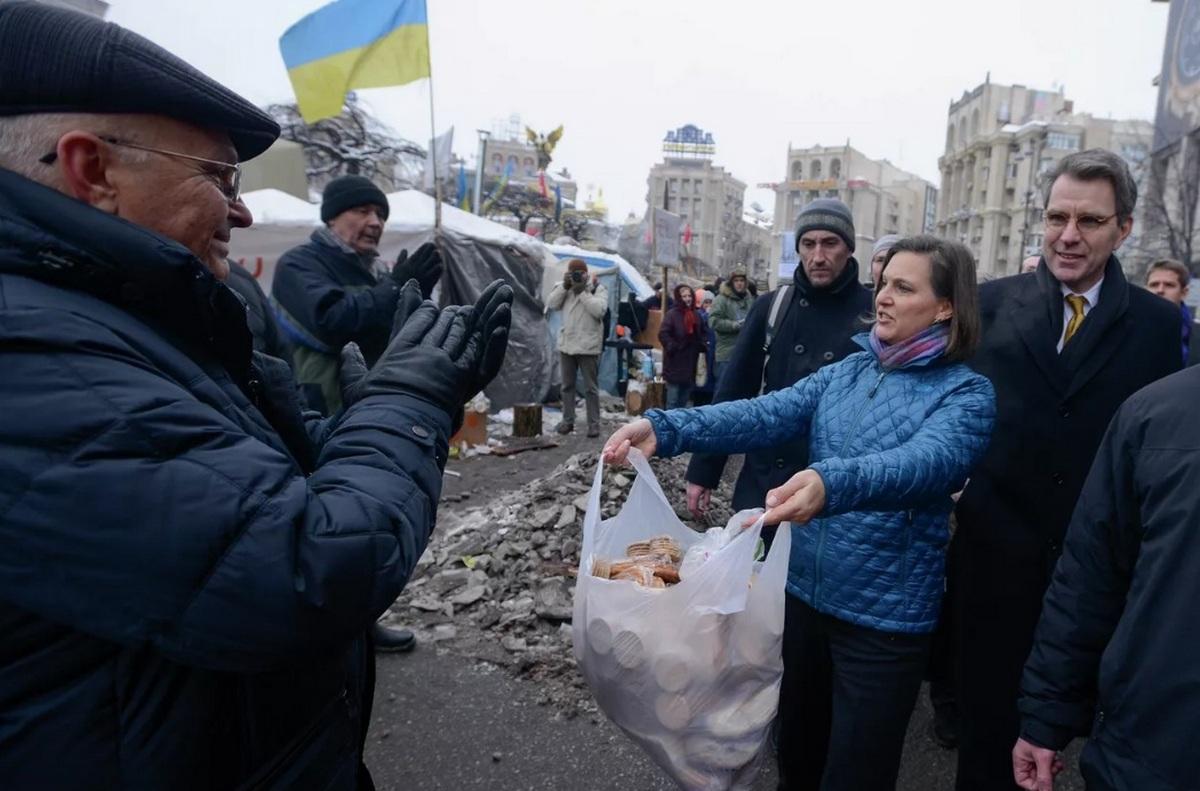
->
xmin=868 ymin=321 xmax=950 ymax=370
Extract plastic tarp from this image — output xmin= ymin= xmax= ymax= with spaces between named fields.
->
xmin=383 ymin=190 xmax=558 ymax=410
xmin=231 ymin=188 xmax=557 ymax=409
xmin=544 ymin=245 xmax=654 ymax=396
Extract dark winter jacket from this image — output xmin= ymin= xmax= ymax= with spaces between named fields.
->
xmin=686 ymin=260 xmax=873 ymax=511
xmin=648 ymin=336 xmax=995 ymax=633
xmin=271 ymin=230 xmax=400 ymax=413
xmin=227 ymin=258 xmax=293 ymax=362
xmin=708 ymin=281 xmax=753 ymax=362
xmin=1019 ymin=365 xmax=1200 ymax=790
xmin=950 ymin=259 xmax=1181 ymax=790
xmin=0 ymin=168 xmax=448 ymax=789
xmin=658 ymin=287 xmax=707 ymax=385
xmin=694 ymin=307 xmax=718 ymax=395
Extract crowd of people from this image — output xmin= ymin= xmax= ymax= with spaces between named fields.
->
xmin=604 ymin=148 xmax=1197 ymax=791
xmin=2 ymin=4 xmax=1199 ymax=791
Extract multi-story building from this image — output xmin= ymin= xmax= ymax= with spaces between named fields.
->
xmin=936 ymin=78 xmax=1153 ymax=279
xmin=481 ymin=132 xmax=578 ymax=204
xmin=771 ymin=144 xmax=938 ymax=256
xmin=646 ymin=124 xmax=752 ymax=276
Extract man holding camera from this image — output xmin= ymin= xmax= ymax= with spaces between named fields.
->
xmin=547 ymin=258 xmax=607 ymax=437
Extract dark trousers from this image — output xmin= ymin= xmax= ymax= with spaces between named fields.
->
xmin=951 ymin=530 xmax=1051 ymax=791
xmin=560 ymin=353 xmax=599 ymax=430
xmin=778 ymin=596 xmax=931 ymax=791
xmin=666 ymin=383 xmax=692 ymax=409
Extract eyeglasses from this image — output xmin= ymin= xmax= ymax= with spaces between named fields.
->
xmin=1044 ymin=211 xmax=1116 ymax=234
xmin=39 ymin=136 xmax=241 ymax=203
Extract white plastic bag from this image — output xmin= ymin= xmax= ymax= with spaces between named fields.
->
xmin=573 ymin=450 xmax=790 ymax=790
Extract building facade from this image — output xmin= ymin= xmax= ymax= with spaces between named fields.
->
xmin=936 ymin=79 xmax=1152 ymax=279
xmin=646 ymin=124 xmax=754 ymax=277
xmin=771 ymin=144 xmax=938 ymax=257
xmin=482 ymin=136 xmax=578 ymax=203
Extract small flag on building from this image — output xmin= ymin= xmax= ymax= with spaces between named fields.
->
xmin=280 ymin=0 xmax=431 ymax=123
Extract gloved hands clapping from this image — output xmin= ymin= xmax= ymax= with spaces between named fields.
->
xmin=465 ymin=279 xmax=513 ymax=400
xmin=345 ymin=278 xmax=514 ymax=415
xmin=391 ymin=242 xmax=444 ymax=298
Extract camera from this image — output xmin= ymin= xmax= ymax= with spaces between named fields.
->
xmin=569 ymin=270 xmax=586 ymax=283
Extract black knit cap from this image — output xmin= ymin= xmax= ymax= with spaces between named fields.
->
xmin=0 ymin=1 xmax=279 ymax=161
xmin=321 ymin=175 xmax=389 ymax=223
xmin=794 ymin=197 xmax=856 ymax=253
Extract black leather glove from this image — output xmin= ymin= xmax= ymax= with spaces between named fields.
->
xmin=353 ymin=300 xmax=481 ymax=415
xmin=390 ymin=242 xmax=444 ymax=298
xmin=337 ymin=341 xmax=371 ymax=406
xmin=465 ymin=279 xmax=514 ymax=400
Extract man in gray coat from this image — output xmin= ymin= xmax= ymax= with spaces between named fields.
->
xmin=547 ymin=258 xmax=607 ymax=437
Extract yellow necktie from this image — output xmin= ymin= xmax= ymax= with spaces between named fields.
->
xmin=1063 ymin=294 xmax=1087 ymax=346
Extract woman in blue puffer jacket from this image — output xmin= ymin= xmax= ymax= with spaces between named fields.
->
xmin=603 ymin=235 xmax=995 ymax=791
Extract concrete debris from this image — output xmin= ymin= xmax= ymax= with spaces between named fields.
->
xmin=389 ymin=451 xmax=735 ymax=713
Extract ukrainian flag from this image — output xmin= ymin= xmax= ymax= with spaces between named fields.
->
xmin=280 ymin=0 xmax=430 ymax=123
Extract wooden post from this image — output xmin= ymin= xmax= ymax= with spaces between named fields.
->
xmin=642 ymin=381 xmax=666 ymax=411
xmin=513 ymin=404 xmax=543 ymax=437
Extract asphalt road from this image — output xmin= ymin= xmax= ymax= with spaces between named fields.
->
xmin=364 ymin=644 xmax=1084 ymax=790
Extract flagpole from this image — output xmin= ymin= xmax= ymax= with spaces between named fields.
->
xmin=424 ymin=0 xmax=441 ymax=232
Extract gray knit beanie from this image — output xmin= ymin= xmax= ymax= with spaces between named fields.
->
xmin=872 ymin=234 xmax=901 ymax=259
xmin=794 ymin=198 xmax=855 ymax=252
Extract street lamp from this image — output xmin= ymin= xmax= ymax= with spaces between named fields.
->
xmin=472 ymin=129 xmax=491 ymax=215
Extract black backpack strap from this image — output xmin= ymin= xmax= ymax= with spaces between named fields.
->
xmin=761 ymin=285 xmax=793 ymax=393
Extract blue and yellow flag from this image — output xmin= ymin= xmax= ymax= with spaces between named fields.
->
xmin=280 ymin=0 xmax=430 ymax=123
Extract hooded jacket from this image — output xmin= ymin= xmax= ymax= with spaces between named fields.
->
xmin=686 ymin=260 xmax=873 ymax=510
xmin=708 ymin=281 xmax=753 ymax=363
xmin=659 ymin=285 xmax=708 ymax=385
xmin=648 ymin=335 xmax=995 ymax=632
xmin=0 ymin=167 xmax=447 ymax=789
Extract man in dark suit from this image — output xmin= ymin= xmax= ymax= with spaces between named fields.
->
xmin=951 ymin=148 xmax=1182 ymax=790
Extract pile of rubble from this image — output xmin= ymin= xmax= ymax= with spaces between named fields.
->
xmin=386 ymin=451 xmax=735 ymax=713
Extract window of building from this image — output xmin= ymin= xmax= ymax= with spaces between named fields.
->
xmin=1009 ymin=163 xmax=1019 ymax=179
xmin=808 ymin=190 xmax=819 ymax=202
xmin=1046 ymin=132 xmax=1082 ymax=151
xmin=506 ymin=155 xmax=518 ymax=174
xmin=491 ymin=153 xmax=503 ymax=174
xmin=811 ymin=160 xmax=822 ymax=179
xmin=694 ymin=180 xmax=702 ymax=195
xmin=825 ymin=190 xmax=838 ymax=198
xmin=523 ymin=157 xmax=535 ymax=177
xmin=791 ymin=161 xmax=802 ymax=180
xmin=669 ymin=179 xmax=678 ymax=194
xmin=830 ymin=158 xmax=841 ymax=178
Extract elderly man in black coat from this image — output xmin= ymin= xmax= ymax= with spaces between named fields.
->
xmin=684 ymin=198 xmax=872 ymax=519
xmin=1013 ymin=364 xmax=1200 ymax=791
xmin=951 ymin=149 xmax=1181 ymax=790
xmin=0 ymin=4 xmax=511 ymax=788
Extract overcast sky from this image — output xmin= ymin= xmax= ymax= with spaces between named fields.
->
xmin=109 ymin=0 xmax=1170 ymax=223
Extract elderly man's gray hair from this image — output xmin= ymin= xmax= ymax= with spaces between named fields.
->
xmin=0 ymin=113 xmax=147 ymax=184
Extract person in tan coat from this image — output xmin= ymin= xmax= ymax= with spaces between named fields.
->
xmin=546 ymin=258 xmax=608 ymax=436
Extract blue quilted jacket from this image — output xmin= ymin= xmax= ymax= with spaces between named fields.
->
xmin=646 ymin=334 xmax=995 ymax=633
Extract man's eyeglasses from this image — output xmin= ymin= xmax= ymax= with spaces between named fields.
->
xmin=1044 ymin=211 xmax=1116 ymax=234
xmin=39 ymin=136 xmax=241 ymax=203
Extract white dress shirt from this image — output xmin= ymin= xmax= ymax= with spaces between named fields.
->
xmin=1057 ymin=278 xmax=1104 ymax=353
